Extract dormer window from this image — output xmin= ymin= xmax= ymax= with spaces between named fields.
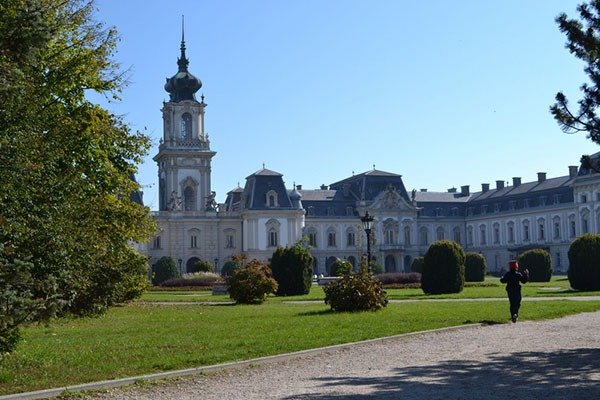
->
xmin=266 ymin=190 xmax=278 ymax=207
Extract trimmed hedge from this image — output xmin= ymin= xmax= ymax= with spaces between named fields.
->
xmin=152 ymin=257 xmax=180 ymax=286
xmin=421 ymin=240 xmax=465 ymax=294
xmin=568 ymin=233 xmax=600 ymax=290
xmin=331 ymin=258 xmax=352 ymax=276
xmin=410 ymin=257 xmax=424 ymax=273
xmin=270 ymin=243 xmax=313 ymax=296
xmin=464 ymin=252 xmax=486 ymax=282
xmin=191 ymin=259 xmax=214 ymax=273
xmin=517 ymin=248 xmax=552 ymax=282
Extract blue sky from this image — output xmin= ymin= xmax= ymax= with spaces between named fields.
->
xmin=92 ymin=0 xmax=594 ymax=210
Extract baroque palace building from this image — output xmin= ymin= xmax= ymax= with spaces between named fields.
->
xmin=146 ymin=36 xmax=600 ymax=276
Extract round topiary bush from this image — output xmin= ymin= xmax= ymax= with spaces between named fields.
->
xmin=421 ymin=240 xmax=465 ymax=294
xmin=568 ymin=233 xmax=600 ymax=290
xmin=323 ymin=263 xmax=388 ymax=312
xmin=517 ymin=248 xmax=552 ymax=282
xmin=191 ymin=259 xmax=214 ymax=273
xmin=220 ymin=260 xmax=241 ymax=277
xmin=410 ymin=256 xmax=424 ymax=273
xmin=226 ymin=259 xmax=278 ymax=304
xmin=152 ymin=256 xmax=180 ymax=286
xmin=331 ymin=258 xmax=352 ymax=276
xmin=464 ymin=252 xmax=486 ymax=282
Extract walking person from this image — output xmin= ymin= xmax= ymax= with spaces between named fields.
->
xmin=500 ymin=260 xmax=529 ymax=323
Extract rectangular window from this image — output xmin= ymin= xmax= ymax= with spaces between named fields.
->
xmin=538 ymin=223 xmax=545 ymax=241
xmin=581 ymin=194 xmax=587 ymax=203
xmin=347 ymin=232 xmax=355 ymax=247
xmin=327 ymin=232 xmax=336 ymax=247
xmin=480 ymin=227 xmax=486 ymax=245
xmin=493 ymin=227 xmax=500 ymax=244
xmin=226 ymin=235 xmax=234 ymax=248
xmin=190 ymin=235 xmax=197 ymax=248
xmin=385 ymin=230 xmax=395 ymax=245
xmin=508 ymin=226 xmax=514 ymax=243
xmin=554 ymin=222 xmax=560 ymax=239
xmin=153 ymin=236 xmax=161 ymax=249
xmin=269 ymin=231 xmax=278 ymax=247
xmin=570 ymin=220 xmax=576 ymax=237
xmin=524 ymin=225 xmax=530 ymax=241
xmin=308 ymin=232 xmax=317 ymax=247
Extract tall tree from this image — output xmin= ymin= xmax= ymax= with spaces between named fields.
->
xmin=0 ymin=0 xmax=155 ymax=353
xmin=551 ymin=1 xmax=600 ymax=170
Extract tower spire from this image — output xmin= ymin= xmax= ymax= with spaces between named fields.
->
xmin=178 ymin=15 xmax=189 ymax=72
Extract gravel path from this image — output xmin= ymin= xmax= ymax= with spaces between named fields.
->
xmin=85 ymin=310 xmax=600 ymax=400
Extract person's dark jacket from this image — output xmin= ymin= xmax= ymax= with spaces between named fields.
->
xmin=500 ymin=270 xmax=528 ymax=293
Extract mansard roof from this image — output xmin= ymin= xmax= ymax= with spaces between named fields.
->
xmin=243 ymin=167 xmax=296 ymax=210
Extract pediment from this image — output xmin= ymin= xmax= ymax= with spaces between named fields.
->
xmin=371 ymin=184 xmax=415 ymax=211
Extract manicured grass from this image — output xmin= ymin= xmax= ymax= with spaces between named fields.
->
xmin=2 ymin=298 xmax=600 ymax=395
xmin=140 ymin=276 xmax=600 ymax=303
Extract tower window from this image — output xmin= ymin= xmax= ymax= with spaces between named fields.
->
xmin=181 ymin=113 xmax=192 ymax=139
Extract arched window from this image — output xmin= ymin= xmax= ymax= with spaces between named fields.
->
xmin=419 ymin=227 xmax=428 ymax=246
xmin=436 ymin=226 xmax=445 ymax=241
xmin=493 ymin=223 xmax=500 ymax=244
xmin=188 ymin=228 xmax=200 ymax=248
xmin=537 ymin=218 xmax=546 ymax=241
xmin=523 ymin=220 xmax=530 ymax=242
xmin=467 ymin=226 xmax=473 ymax=246
xmin=553 ymin=216 xmax=561 ymax=239
xmin=346 ymin=228 xmax=356 ymax=247
xmin=180 ymin=112 xmax=192 ymax=139
xmin=453 ymin=226 xmax=461 ymax=244
xmin=266 ymin=219 xmax=280 ymax=247
xmin=479 ymin=224 xmax=487 ymax=245
xmin=384 ymin=255 xmax=396 ymax=273
xmin=507 ymin=221 xmax=515 ymax=243
xmin=306 ymin=227 xmax=317 ymax=247
xmin=581 ymin=209 xmax=590 ymax=234
xmin=327 ymin=227 xmax=337 ymax=247
xmin=184 ymin=186 xmax=195 ymax=211
xmin=404 ymin=226 xmax=411 ymax=245
xmin=266 ymin=190 xmax=278 ymax=207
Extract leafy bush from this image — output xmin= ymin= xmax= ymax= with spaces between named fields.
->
xmin=270 ymin=243 xmax=313 ymax=296
xmin=324 ymin=263 xmax=388 ymax=312
xmin=421 ymin=240 xmax=465 ymax=294
xmin=191 ymin=259 xmax=214 ymax=273
xmin=370 ymin=261 xmax=384 ymax=275
xmin=568 ymin=233 xmax=600 ymax=290
xmin=227 ymin=259 xmax=278 ymax=304
xmin=331 ymin=258 xmax=352 ymax=276
xmin=161 ymin=272 xmax=223 ymax=288
xmin=375 ymin=272 xmax=421 ymax=287
xmin=517 ymin=248 xmax=552 ymax=282
xmin=410 ymin=257 xmax=424 ymax=273
xmin=464 ymin=252 xmax=486 ymax=282
xmin=221 ymin=260 xmax=241 ymax=277
xmin=152 ymin=257 xmax=180 ymax=286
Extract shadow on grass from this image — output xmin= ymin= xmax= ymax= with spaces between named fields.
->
xmin=462 ymin=319 xmax=503 ymax=325
xmin=282 ymin=348 xmax=600 ymax=400
xmin=296 ymin=309 xmax=336 ymax=316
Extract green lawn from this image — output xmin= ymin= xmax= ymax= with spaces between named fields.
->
xmin=2 ymin=293 xmax=600 ymax=395
xmin=139 ymin=276 xmax=600 ymax=303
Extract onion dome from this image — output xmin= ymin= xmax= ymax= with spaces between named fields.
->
xmin=164 ymin=21 xmax=202 ymax=102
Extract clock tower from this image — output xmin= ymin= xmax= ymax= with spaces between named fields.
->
xmin=154 ymin=25 xmax=216 ymax=213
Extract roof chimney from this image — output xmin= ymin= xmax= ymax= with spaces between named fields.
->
xmin=296 ymin=184 xmax=302 ymax=190
xmin=569 ymin=165 xmax=578 ymax=178
xmin=447 ymin=187 xmax=457 ymax=193
xmin=320 ymin=184 xmax=328 ymax=190
xmin=537 ymin=172 xmax=546 ymax=182
xmin=461 ymin=185 xmax=470 ymax=196
xmin=481 ymin=183 xmax=489 ymax=193
xmin=496 ymin=180 xmax=505 ymax=190
xmin=420 ymin=188 xmax=428 ymax=192
xmin=512 ymin=177 xmax=521 ymax=187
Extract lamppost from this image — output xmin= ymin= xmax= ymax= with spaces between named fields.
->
xmin=361 ymin=211 xmax=374 ymax=272
xmin=178 ymin=258 xmax=183 ymax=275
